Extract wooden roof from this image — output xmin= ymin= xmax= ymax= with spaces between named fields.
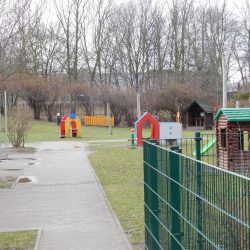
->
xmin=215 ymin=108 xmax=250 ymax=122
xmin=185 ymin=100 xmax=213 ymax=113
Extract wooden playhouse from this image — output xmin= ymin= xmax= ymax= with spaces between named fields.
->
xmin=184 ymin=100 xmax=214 ymax=130
xmin=215 ymin=108 xmax=250 ymax=172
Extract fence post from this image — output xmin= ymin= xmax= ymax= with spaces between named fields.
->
xmin=195 ymin=132 xmax=203 ymax=249
xmin=150 ymin=141 xmax=159 ymax=249
xmin=143 ymin=141 xmax=159 ymax=249
xmin=170 ymin=146 xmax=181 ymax=250
xmin=143 ymin=141 xmax=149 ymax=248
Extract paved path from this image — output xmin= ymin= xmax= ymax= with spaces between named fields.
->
xmin=0 ymin=141 xmax=132 ymax=250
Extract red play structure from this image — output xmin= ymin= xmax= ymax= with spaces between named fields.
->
xmin=135 ymin=112 xmax=160 ymax=145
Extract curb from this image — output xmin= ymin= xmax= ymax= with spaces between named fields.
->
xmin=34 ymin=229 xmax=43 ymax=250
xmin=86 ymin=153 xmax=133 ymax=250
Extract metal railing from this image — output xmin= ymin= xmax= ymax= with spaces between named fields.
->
xmin=143 ymin=140 xmax=250 ymax=250
xmin=159 ymin=132 xmax=250 ymax=176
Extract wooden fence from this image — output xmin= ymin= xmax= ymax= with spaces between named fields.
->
xmin=84 ymin=116 xmax=114 ymax=126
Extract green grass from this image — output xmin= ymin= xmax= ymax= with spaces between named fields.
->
xmin=25 ymin=119 xmax=214 ymax=142
xmin=25 ymin=120 xmax=132 ymax=142
xmin=0 ymin=230 xmax=37 ymax=250
xmin=89 ymin=144 xmax=144 ymax=249
xmin=0 ymin=176 xmax=16 ymax=188
xmin=2 ymin=118 xmax=213 ymax=143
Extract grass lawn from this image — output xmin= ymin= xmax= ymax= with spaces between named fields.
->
xmin=1 ymin=118 xmax=213 ymax=143
xmin=0 ymin=176 xmax=16 ymax=188
xmin=25 ymin=120 xmax=132 ymax=142
xmin=0 ymin=230 xmax=37 ymax=250
xmin=89 ymin=144 xmax=144 ymax=249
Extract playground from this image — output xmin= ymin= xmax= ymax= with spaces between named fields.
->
xmin=0 ymin=108 xmax=250 ymax=249
xmin=0 ymin=115 xmax=212 ymax=249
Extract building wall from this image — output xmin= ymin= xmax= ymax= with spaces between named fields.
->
xmin=216 ymin=114 xmax=229 ymax=169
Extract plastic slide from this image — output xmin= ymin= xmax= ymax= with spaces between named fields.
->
xmin=193 ymin=138 xmax=216 ymax=156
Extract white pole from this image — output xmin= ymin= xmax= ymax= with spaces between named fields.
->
xmin=136 ymin=91 xmax=141 ymax=118
xmin=0 ymin=97 xmax=1 ymax=149
xmin=107 ymin=102 xmax=112 ymax=135
xmin=236 ymin=100 xmax=240 ymax=108
xmin=4 ymin=91 xmax=8 ymax=149
xmin=222 ymin=54 xmax=227 ymax=108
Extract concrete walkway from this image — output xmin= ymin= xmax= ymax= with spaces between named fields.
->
xmin=0 ymin=141 xmax=132 ymax=250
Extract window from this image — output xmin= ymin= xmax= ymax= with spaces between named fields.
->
xmin=221 ymin=129 xmax=226 ymax=148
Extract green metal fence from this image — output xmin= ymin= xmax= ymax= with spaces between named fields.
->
xmin=143 ymin=139 xmax=250 ymax=250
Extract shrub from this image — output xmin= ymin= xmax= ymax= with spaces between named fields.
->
xmin=8 ymin=105 xmax=32 ymax=147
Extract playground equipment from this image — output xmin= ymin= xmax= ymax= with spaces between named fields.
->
xmin=60 ymin=114 xmax=82 ymax=138
xmin=215 ymin=108 xmax=250 ymax=171
xmin=193 ymin=138 xmax=216 ymax=156
xmin=135 ymin=112 xmax=160 ymax=145
xmin=84 ymin=116 xmax=114 ymax=126
xmin=159 ymin=122 xmax=182 ymax=146
xmin=134 ymin=112 xmax=182 ymax=146
xmin=201 ymin=138 xmax=216 ymax=154
xmin=129 ymin=128 xmax=136 ymax=148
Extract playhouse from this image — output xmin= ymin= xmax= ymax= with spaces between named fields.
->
xmin=215 ymin=108 xmax=250 ymax=172
xmin=60 ymin=114 xmax=82 ymax=138
xmin=134 ymin=112 xmax=182 ymax=146
xmin=135 ymin=112 xmax=160 ymax=145
xmin=184 ymin=100 xmax=214 ymax=129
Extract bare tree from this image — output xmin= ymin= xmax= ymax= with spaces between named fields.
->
xmin=21 ymin=76 xmax=46 ymax=120
xmin=81 ymin=0 xmax=113 ymax=86
xmin=114 ymin=0 xmax=155 ymax=118
xmin=0 ymin=0 xmax=33 ymax=83
xmin=54 ymin=0 xmax=87 ymax=112
xmin=234 ymin=0 xmax=250 ymax=97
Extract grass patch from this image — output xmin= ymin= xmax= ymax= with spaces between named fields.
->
xmin=0 ymin=230 xmax=37 ymax=250
xmin=0 ymin=176 xmax=16 ymax=188
xmin=89 ymin=144 xmax=144 ymax=249
xmin=25 ymin=120 xmax=132 ymax=142
xmin=17 ymin=119 xmax=213 ymax=143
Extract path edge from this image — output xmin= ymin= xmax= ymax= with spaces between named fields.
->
xmin=34 ymin=229 xmax=43 ymax=250
xmin=86 ymin=155 xmax=133 ymax=250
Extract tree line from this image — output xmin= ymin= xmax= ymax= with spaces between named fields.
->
xmin=0 ymin=0 xmax=249 ymax=124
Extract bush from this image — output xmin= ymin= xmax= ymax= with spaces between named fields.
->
xmin=100 ymin=86 xmax=137 ymax=126
xmin=143 ymin=84 xmax=199 ymax=120
xmin=8 ymin=106 xmax=33 ymax=147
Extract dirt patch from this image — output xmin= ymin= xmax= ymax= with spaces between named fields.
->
xmin=18 ymin=177 xmax=32 ymax=183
